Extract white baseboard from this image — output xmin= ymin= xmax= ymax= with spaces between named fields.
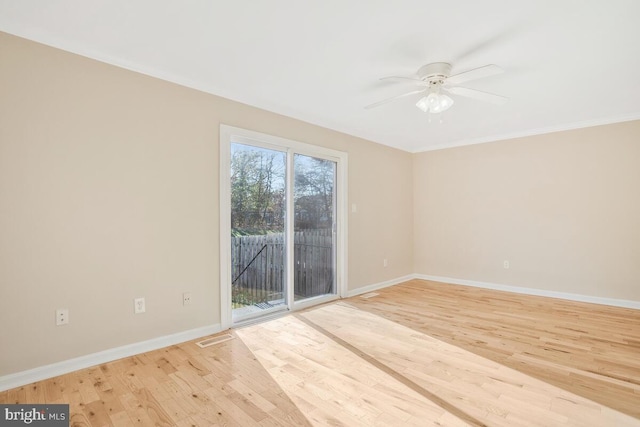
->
xmin=0 ymin=323 xmax=222 ymax=392
xmin=0 ymin=275 xmax=411 ymax=392
xmin=3 ymin=274 xmax=638 ymax=392
xmin=415 ymin=274 xmax=640 ymax=310
xmin=346 ymin=274 xmax=415 ymax=298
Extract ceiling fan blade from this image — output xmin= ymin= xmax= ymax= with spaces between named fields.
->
xmin=379 ymin=76 xmax=428 ymax=85
xmin=445 ymin=86 xmax=508 ymax=105
xmin=365 ymin=89 xmax=425 ymax=109
xmin=446 ymin=64 xmax=503 ymax=85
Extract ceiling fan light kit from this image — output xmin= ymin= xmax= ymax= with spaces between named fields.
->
xmin=366 ymin=62 xmax=508 ymax=115
xmin=416 ymin=92 xmax=454 ymax=114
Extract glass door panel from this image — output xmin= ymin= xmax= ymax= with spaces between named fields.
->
xmin=293 ymin=154 xmax=336 ymax=301
xmin=230 ymin=143 xmax=287 ymax=322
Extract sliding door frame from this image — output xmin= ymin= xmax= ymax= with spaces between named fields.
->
xmin=219 ymin=125 xmax=348 ymax=329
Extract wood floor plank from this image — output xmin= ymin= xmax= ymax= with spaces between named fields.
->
xmin=2 ymin=279 xmax=639 ymax=425
xmin=383 ymin=281 xmax=640 ymax=418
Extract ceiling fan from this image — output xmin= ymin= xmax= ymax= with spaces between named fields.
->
xmin=365 ymin=62 xmax=508 ymax=114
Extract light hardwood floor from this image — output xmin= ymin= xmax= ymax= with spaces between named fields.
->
xmin=1 ymin=279 xmax=639 ymax=426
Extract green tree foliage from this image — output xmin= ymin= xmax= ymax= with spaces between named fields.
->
xmin=231 ymin=146 xmax=285 ymax=233
xmin=230 ymin=146 xmax=335 ymax=234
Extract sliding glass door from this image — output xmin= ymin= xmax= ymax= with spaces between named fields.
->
xmin=220 ymin=126 xmax=345 ymax=326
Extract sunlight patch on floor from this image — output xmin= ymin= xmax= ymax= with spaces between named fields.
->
xmin=236 ymin=302 xmax=640 ymax=427
xmin=236 ymin=312 xmax=470 ymax=426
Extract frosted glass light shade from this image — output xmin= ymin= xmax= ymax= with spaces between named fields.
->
xmin=416 ymin=93 xmax=454 ymax=113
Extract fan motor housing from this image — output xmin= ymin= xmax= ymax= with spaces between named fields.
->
xmin=417 ymin=62 xmax=452 ymax=84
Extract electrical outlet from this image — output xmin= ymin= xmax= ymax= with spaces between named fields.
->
xmin=183 ymin=292 xmax=192 ymax=306
xmin=383 ymin=258 xmax=388 ymax=268
xmin=134 ymin=297 xmax=146 ymax=314
xmin=56 ymin=309 xmax=69 ymax=326
xmin=503 ymin=260 xmax=510 ymax=269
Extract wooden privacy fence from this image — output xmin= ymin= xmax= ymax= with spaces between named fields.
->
xmin=231 ymin=229 xmax=334 ymax=305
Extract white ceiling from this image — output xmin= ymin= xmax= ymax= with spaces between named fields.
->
xmin=2 ymin=0 xmax=640 ymax=152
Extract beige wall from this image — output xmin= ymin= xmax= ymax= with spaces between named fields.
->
xmin=0 ymin=32 xmax=414 ymax=375
xmin=3 ymin=29 xmax=638 ymax=378
xmin=414 ymin=121 xmax=640 ymax=300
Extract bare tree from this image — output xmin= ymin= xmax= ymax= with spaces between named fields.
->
xmin=294 ymin=156 xmax=335 ymax=230
xmin=230 ymin=147 xmax=285 ymax=233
